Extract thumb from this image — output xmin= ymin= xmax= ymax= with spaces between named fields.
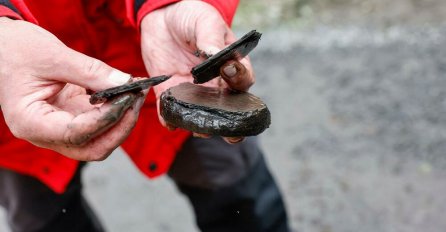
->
xmin=220 ymin=59 xmax=254 ymax=91
xmin=52 ymin=48 xmax=131 ymax=91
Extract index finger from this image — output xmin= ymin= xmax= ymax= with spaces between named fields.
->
xmin=23 ymin=93 xmax=138 ymax=147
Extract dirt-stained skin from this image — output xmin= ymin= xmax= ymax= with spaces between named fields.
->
xmin=66 ymin=93 xmax=137 ymax=146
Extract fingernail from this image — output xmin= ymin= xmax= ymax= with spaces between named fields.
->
xmin=108 ymin=70 xmax=132 ymax=85
xmin=226 ymin=137 xmax=244 ymax=144
xmin=223 ymin=64 xmax=237 ymax=78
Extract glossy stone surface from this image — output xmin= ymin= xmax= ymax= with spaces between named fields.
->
xmin=160 ymin=83 xmax=271 ymax=137
xmin=191 ymin=30 xmax=262 ymax=84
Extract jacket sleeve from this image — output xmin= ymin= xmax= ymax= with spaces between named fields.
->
xmin=125 ymin=0 xmax=239 ymax=28
xmin=0 ymin=0 xmax=37 ymax=23
xmin=0 ymin=0 xmax=23 ymax=19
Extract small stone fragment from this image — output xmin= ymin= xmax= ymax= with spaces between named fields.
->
xmin=89 ymin=75 xmax=170 ymax=105
xmin=191 ymin=30 xmax=262 ymax=84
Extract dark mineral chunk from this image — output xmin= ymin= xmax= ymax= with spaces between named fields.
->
xmin=191 ymin=30 xmax=262 ymax=84
xmin=89 ymin=75 xmax=171 ymax=104
xmin=160 ymin=82 xmax=271 ymax=137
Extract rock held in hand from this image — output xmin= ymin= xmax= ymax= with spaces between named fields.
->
xmin=160 ymin=82 xmax=271 ymax=137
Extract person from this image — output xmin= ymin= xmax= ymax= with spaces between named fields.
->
xmin=0 ymin=0 xmax=290 ymax=231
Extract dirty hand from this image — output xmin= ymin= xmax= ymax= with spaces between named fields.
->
xmin=140 ymin=0 xmax=255 ymax=143
xmin=0 ymin=17 xmax=146 ymax=161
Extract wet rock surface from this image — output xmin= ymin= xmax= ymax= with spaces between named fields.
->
xmin=160 ymin=82 xmax=270 ymax=136
xmin=191 ymin=30 xmax=261 ymax=84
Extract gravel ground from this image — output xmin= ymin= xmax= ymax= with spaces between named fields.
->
xmin=252 ymin=25 xmax=446 ymax=232
xmin=2 ymin=2 xmax=446 ymax=232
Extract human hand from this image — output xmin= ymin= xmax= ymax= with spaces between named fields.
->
xmin=140 ymin=0 xmax=255 ymax=143
xmin=0 ymin=17 xmax=146 ymax=161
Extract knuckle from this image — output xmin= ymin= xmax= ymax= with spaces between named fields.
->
xmin=70 ymin=135 xmax=90 ymax=146
xmin=63 ymin=125 xmax=91 ymax=146
xmin=83 ymin=58 xmax=105 ymax=78
xmin=87 ymin=149 xmax=112 ymax=162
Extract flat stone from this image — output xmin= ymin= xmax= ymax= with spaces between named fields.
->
xmin=160 ymin=82 xmax=271 ymax=137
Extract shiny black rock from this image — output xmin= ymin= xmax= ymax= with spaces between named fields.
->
xmin=89 ymin=75 xmax=171 ymax=105
xmin=160 ymin=82 xmax=271 ymax=137
xmin=191 ymin=30 xmax=262 ymax=84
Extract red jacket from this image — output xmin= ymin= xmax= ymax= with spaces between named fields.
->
xmin=0 ymin=0 xmax=238 ymax=194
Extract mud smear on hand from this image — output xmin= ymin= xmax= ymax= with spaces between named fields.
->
xmin=68 ymin=94 xmax=137 ymax=146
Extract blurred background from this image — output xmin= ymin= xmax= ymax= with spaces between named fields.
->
xmin=2 ymin=0 xmax=446 ymax=231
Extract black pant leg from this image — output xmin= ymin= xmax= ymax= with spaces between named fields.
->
xmin=0 ymin=164 xmax=105 ymax=232
xmin=169 ymin=136 xmax=290 ymax=232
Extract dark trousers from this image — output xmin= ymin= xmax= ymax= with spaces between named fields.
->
xmin=0 ymin=137 xmax=290 ymax=232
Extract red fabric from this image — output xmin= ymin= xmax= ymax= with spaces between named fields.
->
xmin=136 ymin=0 xmax=239 ymax=27
xmin=136 ymin=0 xmax=181 ymax=28
xmin=0 ymin=5 xmax=23 ymax=20
xmin=9 ymin=0 xmax=37 ymax=23
xmin=202 ymin=0 xmax=239 ymax=26
xmin=0 ymin=116 xmax=79 ymax=194
xmin=0 ymin=0 xmax=238 ymax=194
